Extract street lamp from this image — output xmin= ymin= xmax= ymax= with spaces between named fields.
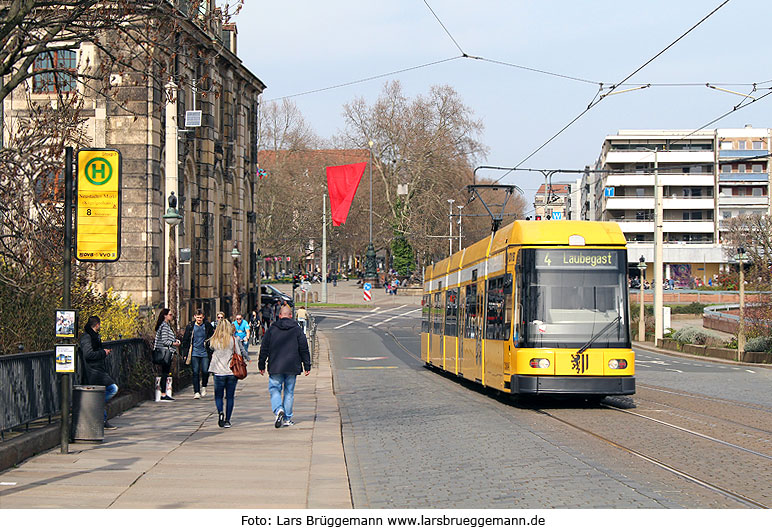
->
xmin=231 ymin=244 xmax=241 ymax=318
xmin=447 ymin=199 xmax=455 ymax=255
xmin=457 ymin=204 xmax=464 ymax=250
xmin=364 ymin=140 xmax=377 ymax=283
xmin=737 ymin=246 xmax=746 ymax=360
xmin=637 ymin=255 xmax=646 ymax=342
xmin=163 ymin=191 xmax=182 ymax=326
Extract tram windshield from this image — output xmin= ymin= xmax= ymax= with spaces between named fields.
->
xmin=518 ymin=248 xmax=630 ymax=349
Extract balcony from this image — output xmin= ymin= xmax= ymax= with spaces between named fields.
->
xmin=718 ymin=150 xmax=768 ymax=158
xmin=718 ymin=195 xmax=768 ymax=207
xmin=605 ymin=173 xmax=714 ymax=187
xmin=719 ymin=172 xmax=768 ymax=182
xmin=612 ymin=220 xmax=714 ymax=234
xmin=606 ymin=195 xmax=713 ymax=210
xmin=605 ymin=151 xmax=714 ymax=164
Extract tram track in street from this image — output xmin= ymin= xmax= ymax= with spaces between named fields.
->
xmin=535 ymin=408 xmax=769 ymax=509
xmin=349 ymin=320 xmax=772 ymax=508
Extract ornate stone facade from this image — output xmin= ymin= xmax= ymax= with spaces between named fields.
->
xmin=3 ymin=5 xmax=266 ymax=320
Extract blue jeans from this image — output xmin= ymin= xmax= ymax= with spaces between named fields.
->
xmin=268 ymin=374 xmax=297 ymax=420
xmin=213 ymin=375 xmax=238 ymax=421
xmin=104 ymin=383 xmax=118 ymax=422
xmin=191 ymin=355 xmax=210 ymax=393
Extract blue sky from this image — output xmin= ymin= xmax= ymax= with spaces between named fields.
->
xmin=234 ymin=1 xmax=771 ymax=211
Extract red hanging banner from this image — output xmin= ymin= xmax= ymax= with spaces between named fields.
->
xmin=326 ymin=162 xmax=367 ymax=226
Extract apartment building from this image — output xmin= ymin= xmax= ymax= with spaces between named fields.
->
xmin=533 ymin=183 xmax=571 ymax=220
xmin=588 ymin=127 xmax=771 ymax=286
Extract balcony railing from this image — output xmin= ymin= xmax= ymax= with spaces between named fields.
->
xmin=719 ymin=172 xmax=768 ymax=182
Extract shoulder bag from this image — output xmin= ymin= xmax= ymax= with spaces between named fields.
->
xmin=230 ymin=338 xmax=248 ymax=380
xmin=152 ymin=346 xmax=174 ymax=366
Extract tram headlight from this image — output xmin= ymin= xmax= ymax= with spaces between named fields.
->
xmin=529 ymin=358 xmax=550 ymax=369
xmin=608 ymin=359 xmax=627 ymax=370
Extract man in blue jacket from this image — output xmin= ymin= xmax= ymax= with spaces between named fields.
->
xmin=258 ymin=305 xmax=311 ymax=428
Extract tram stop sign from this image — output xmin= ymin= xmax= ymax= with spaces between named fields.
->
xmin=76 ymin=149 xmax=122 ymax=262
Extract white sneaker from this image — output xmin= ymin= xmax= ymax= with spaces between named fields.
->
xmin=274 ymin=409 xmax=284 ymax=428
xmin=282 ymin=419 xmax=295 ymax=427
xmin=193 ymin=392 xmax=201 ymax=399
xmin=201 ymin=387 xmax=207 ymax=397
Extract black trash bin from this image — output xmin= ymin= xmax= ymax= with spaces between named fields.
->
xmin=72 ymin=385 xmax=105 ymax=441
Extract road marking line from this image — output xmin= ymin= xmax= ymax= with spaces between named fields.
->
xmin=373 ymin=308 xmax=420 ymax=326
xmin=334 ymin=305 xmax=407 ymax=329
xmin=370 ymin=307 xmax=381 ymax=313
xmin=344 ymin=356 xmax=388 ymax=361
xmin=665 ymin=368 xmax=683 ymax=373
xmin=746 ymin=369 xmax=756 ymax=373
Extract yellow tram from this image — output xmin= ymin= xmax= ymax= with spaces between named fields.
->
xmin=421 ymin=220 xmax=635 ymax=396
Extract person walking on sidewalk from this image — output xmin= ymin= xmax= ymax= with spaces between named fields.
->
xmin=181 ymin=309 xmax=214 ymax=399
xmin=153 ymin=308 xmax=180 ymax=401
xmin=259 ymin=305 xmax=311 ymax=428
xmin=79 ymin=316 xmax=119 ymax=430
xmin=207 ymin=320 xmax=240 ymax=428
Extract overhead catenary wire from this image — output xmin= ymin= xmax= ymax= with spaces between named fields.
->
xmin=493 ymin=0 xmax=732 ymax=184
xmin=263 ymin=56 xmax=464 ymax=102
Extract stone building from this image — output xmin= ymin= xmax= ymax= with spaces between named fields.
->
xmin=2 ymin=1 xmax=266 ymax=320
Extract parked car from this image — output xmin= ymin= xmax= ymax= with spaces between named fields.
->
xmin=261 ymin=284 xmax=294 ymax=307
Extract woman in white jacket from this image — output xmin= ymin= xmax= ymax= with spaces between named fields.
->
xmin=207 ymin=320 xmax=239 ymax=428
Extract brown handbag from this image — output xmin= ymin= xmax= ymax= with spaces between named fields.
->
xmin=230 ymin=339 xmax=248 ymax=380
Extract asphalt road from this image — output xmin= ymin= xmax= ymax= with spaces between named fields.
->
xmin=314 ymin=304 xmax=771 ymax=509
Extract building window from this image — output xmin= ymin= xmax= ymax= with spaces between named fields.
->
xmin=737 ymin=140 xmax=747 ymax=150
xmin=721 ymin=164 xmax=731 ymax=173
xmin=636 ymin=188 xmax=645 ymax=197
xmin=720 ymin=141 xmax=733 ymax=150
xmin=753 ymin=141 xmax=763 ymax=150
xmin=738 ymin=188 xmax=746 ymax=197
xmin=33 ymin=50 xmax=77 ymax=93
xmin=753 ymin=188 xmax=764 ymax=196
xmin=752 ymin=163 xmax=763 ymax=173
xmin=723 ymin=211 xmax=731 ymax=219
xmin=738 ymin=163 xmax=746 ymax=173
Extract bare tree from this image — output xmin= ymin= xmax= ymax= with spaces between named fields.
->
xmin=338 ymin=81 xmax=491 ymax=264
xmin=0 ymin=1 xmax=243 ymax=104
xmin=721 ymin=214 xmax=772 ymax=288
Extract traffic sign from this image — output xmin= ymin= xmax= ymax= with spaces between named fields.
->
xmin=76 ymin=149 xmax=121 ymax=262
xmin=363 ymin=290 xmax=372 ymax=302
xmin=363 ymin=282 xmax=372 ymax=291
xmin=552 ymin=211 xmax=563 ymax=220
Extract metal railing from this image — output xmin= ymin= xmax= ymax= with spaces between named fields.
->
xmin=0 ymin=338 xmax=148 ymax=438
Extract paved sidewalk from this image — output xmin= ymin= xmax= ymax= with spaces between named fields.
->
xmin=0 ymin=339 xmax=350 ymax=509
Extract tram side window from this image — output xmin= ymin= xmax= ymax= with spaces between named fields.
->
xmin=464 ymin=284 xmax=477 ymax=338
xmin=422 ymin=295 xmax=430 ymax=333
xmin=486 ymin=276 xmax=507 ymax=340
xmin=445 ymin=288 xmax=458 ymax=336
xmin=433 ymin=292 xmax=444 ymax=335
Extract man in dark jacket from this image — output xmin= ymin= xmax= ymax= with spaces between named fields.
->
xmin=180 ymin=309 xmax=215 ymax=399
xmin=79 ymin=315 xmax=118 ymax=430
xmin=259 ymin=305 xmax=311 ymax=428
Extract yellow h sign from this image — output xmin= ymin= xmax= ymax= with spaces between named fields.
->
xmin=76 ymin=149 xmax=122 ymax=262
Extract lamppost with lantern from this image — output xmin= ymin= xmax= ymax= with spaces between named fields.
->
xmin=163 ymin=191 xmax=182 ymax=328
xmin=231 ymin=244 xmax=241 ymax=318
xmin=637 ymin=255 xmax=646 ymax=342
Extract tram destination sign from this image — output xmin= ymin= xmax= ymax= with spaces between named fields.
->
xmin=76 ymin=149 xmax=122 ymax=262
xmin=535 ymin=249 xmax=619 ymax=270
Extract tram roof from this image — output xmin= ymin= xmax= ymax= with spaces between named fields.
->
xmin=502 ymin=220 xmax=627 ymax=248
xmin=428 ymin=221 xmax=626 ymax=278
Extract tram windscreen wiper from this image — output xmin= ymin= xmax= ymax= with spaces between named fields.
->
xmin=576 ymin=315 xmax=622 ymax=354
